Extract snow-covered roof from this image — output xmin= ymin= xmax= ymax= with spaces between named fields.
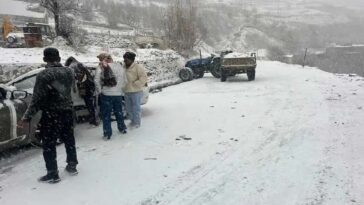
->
xmin=332 ymin=44 xmax=364 ymax=48
xmin=0 ymin=0 xmax=44 ymax=18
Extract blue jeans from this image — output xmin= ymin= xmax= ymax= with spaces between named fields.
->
xmin=125 ymin=91 xmax=143 ymax=126
xmin=100 ymin=95 xmax=126 ymax=137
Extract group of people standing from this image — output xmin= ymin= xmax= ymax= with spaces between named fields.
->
xmin=18 ymin=47 xmax=148 ymax=183
xmin=95 ymin=51 xmax=147 ymax=139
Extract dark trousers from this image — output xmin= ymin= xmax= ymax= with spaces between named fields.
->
xmin=39 ymin=110 xmax=78 ymax=172
xmin=83 ymin=95 xmax=97 ymax=124
xmin=100 ymin=94 xmax=126 ymax=137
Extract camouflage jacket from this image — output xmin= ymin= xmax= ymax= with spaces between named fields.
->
xmin=22 ymin=62 xmax=75 ymax=121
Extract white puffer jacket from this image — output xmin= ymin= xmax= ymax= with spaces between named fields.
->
xmin=95 ymin=63 xmax=127 ymax=96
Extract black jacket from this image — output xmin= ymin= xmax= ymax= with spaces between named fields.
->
xmin=22 ymin=62 xmax=75 ymax=121
xmin=69 ymin=61 xmax=95 ymax=97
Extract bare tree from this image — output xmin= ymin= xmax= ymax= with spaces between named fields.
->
xmin=103 ymin=1 xmax=123 ymax=28
xmin=122 ymin=3 xmax=140 ymax=29
xmin=80 ymin=0 xmax=94 ymax=21
xmin=164 ymin=0 xmax=198 ymax=53
xmin=39 ymin=0 xmax=81 ymax=37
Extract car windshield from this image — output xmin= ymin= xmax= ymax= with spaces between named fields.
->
xmin=12 ymin=75 xmax=36 ymax=93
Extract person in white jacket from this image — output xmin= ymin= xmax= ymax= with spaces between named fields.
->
xmin=95 ymin=54 xmax=127 ymax=140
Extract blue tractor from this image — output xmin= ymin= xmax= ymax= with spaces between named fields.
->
xmin=179 ymin=54 xmax=223 ymax=81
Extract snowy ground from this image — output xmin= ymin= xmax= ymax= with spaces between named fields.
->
xmin=0 ymin=61 xmax=364 ymax=205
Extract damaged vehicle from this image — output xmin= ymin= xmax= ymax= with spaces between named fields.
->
xmin=0 ymin=64 xmax=150 ymax=152
xmin=0 ymin=84 xmax=41 ymax=152
xmin=4 ymin=65 xmax=149 ymax=125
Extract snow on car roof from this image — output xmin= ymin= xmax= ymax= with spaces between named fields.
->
xmin=0 ymin=83 xmax=16 ymax=92
xmin=6 ymin=67 xmax=45 ymax=86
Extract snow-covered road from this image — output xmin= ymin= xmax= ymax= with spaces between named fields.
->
xmin=1 ymin=61 xmax=363 ymax=205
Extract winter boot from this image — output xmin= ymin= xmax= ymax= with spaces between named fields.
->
xmin=38 ymin=171 xmax=61 ymax=184
xmin=65 ymin=164 xmax=78 ymax=175
xmin=119 ymin=129 xmax=127 ymax=134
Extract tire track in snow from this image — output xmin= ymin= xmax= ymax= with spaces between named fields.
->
xmin=139 ymin=80 xmax=295 ymax=205
xmin=139 ymin=140 xmax=243 ymax=205
xmin=300 ymin=75 xmax=364 ymax=205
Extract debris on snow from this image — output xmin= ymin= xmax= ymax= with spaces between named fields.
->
xmin=151 ymin=88 xmax=162 ymax=94
xmin=178 ymin=135 xmax=192 ymax=141
xmin=144 ymin=158 xmax=157 ymax=161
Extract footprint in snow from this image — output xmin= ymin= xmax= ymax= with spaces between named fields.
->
xmin=218 ymin=129 xmax=225 ymax=133
xmin=176 ymin=135 xmax=192 ymax=141
xmin=85 ymin=148 xmax=97 ymax=152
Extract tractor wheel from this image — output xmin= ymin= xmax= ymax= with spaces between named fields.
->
xmin=210 ymin=64 xmax=221 ymax=78
xmin=179 ymin=67 xmax=194 ymax=81
xmin=247 ymin=70 xmax=256 ymax=81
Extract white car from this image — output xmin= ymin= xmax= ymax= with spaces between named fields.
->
xmin=6 ymin=30 xmax=24 ymax=45
xmin=0 ymin=83 xmax=41 ymax=152
xmin=6 ymin=67 xmax=149 ymax=121
xmin=6 ymin=24 xmax=55 ymax=47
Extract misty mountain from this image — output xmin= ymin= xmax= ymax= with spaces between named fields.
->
xmin=12 ymin=0 xmax=364 ymax=59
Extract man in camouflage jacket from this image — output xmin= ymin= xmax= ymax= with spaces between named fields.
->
xmin=19 ymin=47 xmax=78 ymax=183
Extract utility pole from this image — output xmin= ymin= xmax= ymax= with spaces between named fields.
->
xmin=303 ymin=48 xmax=308 ymax=68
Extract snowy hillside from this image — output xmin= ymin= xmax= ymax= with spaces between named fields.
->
xmin=1 ymin=61 xmax=363 ymax=205
xmin=0 ymin=0 xmax=185 ymax=84
xmin=196 ymin=0 xmax=364 ymax=61
xmin=0 ymin=0 xmax=43 ymax=18
xmin=0 ymin=37 xmax=185 ymax=84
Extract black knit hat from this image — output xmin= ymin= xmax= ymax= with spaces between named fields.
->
xmin=43 ymin=47 xmax=61 ymax=62
xmin=123 ymin=52 xmax=136 ymax=61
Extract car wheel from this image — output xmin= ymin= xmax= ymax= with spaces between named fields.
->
xmin=7 ymin=36 xmax=16 ymax=43
xmin=30 ymin=131 xmax=42 ymax=147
